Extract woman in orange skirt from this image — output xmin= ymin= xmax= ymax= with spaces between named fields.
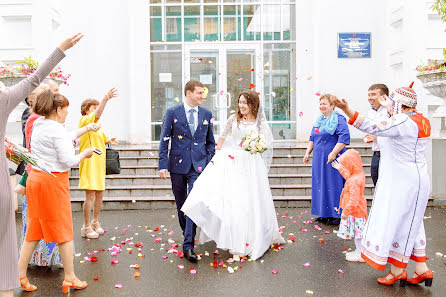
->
xmin=18 ymin=89 xmax=99 ymax=293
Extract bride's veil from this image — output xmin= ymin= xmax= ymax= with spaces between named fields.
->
xmin=256 ymin=103 xmax=274 ymax=171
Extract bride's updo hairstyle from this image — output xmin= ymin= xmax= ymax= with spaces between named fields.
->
xmin=34 ymin=89 xmax=69 ymax=117
xmin=236 ymin=90 xmax=260 ymax=126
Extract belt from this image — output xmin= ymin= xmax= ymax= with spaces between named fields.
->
xmin=373 ymin=151 xmax=380 ymax=156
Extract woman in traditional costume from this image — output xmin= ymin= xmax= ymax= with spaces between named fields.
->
xmin=333 ymin=83 xmax=433 ymax=287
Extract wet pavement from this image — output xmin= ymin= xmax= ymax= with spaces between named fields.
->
xmin=14 ymin=207 xmax=446 ymax=297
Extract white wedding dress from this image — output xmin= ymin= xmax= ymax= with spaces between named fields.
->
xmin=181 ymin=115 xmax=285 ymax=260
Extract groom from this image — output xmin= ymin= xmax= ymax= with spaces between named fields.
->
xmin=158 ymin=80 xmax=215 ymax=262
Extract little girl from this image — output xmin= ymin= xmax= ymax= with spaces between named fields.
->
xmin=332 ymin=149 xmax=367 ymax=262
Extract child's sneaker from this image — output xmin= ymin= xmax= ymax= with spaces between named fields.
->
xmin=345 ymin=250 xmax=365 ymax=262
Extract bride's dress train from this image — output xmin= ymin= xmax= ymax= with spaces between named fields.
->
xmin=181 ymin=116 xmax=284 ymax=260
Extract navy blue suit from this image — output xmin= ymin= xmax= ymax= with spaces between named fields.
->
xmin=158 ymin=104 xmax=215 ymax=250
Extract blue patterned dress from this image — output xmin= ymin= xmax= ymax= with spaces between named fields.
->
xmin=310 ymin=113 xmax=350 ymax=218
xmin=20 ymin=196 xmax=61 ymax=266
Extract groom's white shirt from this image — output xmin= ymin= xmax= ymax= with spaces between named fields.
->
xmin=183 ymin=101 xmax=199 ymax=130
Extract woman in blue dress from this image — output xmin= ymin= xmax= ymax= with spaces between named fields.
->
xmin=303 ymin=94 xmax=350 ymax=225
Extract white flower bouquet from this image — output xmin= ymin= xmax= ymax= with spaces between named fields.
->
xmin=5 ymin=138 xmax=55 ymax=177
xmin=241 ymin=130 xmax=268 ymax=154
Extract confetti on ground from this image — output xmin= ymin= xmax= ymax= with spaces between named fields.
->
xmin=238 ymin=78 xmax=244 ymax=81
xmin=178 ymin=264 xmax=185 ymax=269
xmin=75 ymin=253 xmax=81 ymax=257
xmin=306 ymin=290 xmax=314 ymax=295
xmin=272 ymin=269 xmax=278 ymax=274
xmin=227 ymin=267 xmax=235 ymax=274
xmin=93 ymin=277 xmax=99 ymax=280
xmin=303 ymin=263 xmax=311 ymax=267
xmin=115 ymin=283 xmax=123 ymax=289
xmin=435 ymin=252 xmax=443 ymax=257
xmin=338 ymin=269 xmax=344 ymax=274
xmin=190 ymin=268 xmax=197 ymax=274
xmin=134 ymin=272 xmax=141 ymax=278
xmin=111 ymin=260 xmax=119 ymax=264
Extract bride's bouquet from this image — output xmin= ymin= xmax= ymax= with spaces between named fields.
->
xmin=241 ymin=130 xmax=268 ymax=154
xmin=4 ymin=138 xmax=55 ymax=177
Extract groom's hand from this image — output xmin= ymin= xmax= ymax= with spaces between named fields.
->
xmin=159 ymin=169 xmax=168 ymax=179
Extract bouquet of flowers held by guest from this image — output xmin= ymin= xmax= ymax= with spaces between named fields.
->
xmin=241 ymin=130 xmax=268 ymax=154
xmin=4 ymin=138 xmax=55 ymax=177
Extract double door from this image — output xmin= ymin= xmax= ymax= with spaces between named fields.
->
xmin=184 ymin=43 xmax=263 ymax=135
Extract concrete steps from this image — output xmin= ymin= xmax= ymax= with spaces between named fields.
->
xmin=69 ymin=143 xmax=375 ymax=209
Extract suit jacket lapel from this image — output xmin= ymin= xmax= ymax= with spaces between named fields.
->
xmin=194 ymin=107 xmax=205 ymax=137
xmin=176 ymin=105 xmax=192 ymax=137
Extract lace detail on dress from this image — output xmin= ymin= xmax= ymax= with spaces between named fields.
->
xmin=221 ymin=115 xmax=235 ymax=138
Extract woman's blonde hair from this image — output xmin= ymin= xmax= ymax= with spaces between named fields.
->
xmin=319 ymin=94 xmax=336 ymax=106
xmin=28 ymin=84 xmax=50 ymax=112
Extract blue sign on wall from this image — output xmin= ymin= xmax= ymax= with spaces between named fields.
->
xmin=338 ymin=33 xmax=371 ymax=58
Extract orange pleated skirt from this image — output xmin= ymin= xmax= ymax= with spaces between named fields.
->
xmin=25 ymin=170 xmax=73 ymax=244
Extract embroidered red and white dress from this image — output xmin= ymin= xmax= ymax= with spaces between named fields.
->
xmin=348 ymin=111 xmax=431 ymax=270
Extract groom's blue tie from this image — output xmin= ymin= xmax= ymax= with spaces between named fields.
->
xmin=188 ymin=109 xmax=196 ymax=135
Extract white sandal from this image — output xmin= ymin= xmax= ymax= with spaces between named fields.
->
xmin=92 ymin=221 xmax=104 ymax=235
xmin=81 ymin=225 xmax=99 ymax=239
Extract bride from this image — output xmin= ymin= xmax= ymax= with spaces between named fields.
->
xmin=181 ymin=90 xmax=284 ymax=261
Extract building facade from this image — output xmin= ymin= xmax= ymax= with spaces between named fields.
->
xmin=2 ymin=0 xmax=446 ymax=144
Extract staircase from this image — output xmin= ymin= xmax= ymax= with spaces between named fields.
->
xmin=69 ymin=143 xmax=374 ymax=210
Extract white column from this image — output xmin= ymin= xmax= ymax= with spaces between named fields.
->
xmin=127 ymin=0 xmax=151 ymax=144
xmin=294 ymin=1 xmax=316 ymax=141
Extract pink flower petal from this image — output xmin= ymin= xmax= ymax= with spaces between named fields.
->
xmin=338 ymin=269 xmax=344 ymax=274
xmin=178 ymin=264 xmax=185 ymax=269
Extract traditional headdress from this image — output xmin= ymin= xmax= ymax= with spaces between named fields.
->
xmin=390 ymin=82 xmax=417 ymax=114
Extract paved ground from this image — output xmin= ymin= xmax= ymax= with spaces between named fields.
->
xmin=14 ymin=207 xmax=446 ymax=297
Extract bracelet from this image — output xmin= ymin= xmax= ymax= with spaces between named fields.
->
xmin=105 ymin=94 xmax=110 ymax=100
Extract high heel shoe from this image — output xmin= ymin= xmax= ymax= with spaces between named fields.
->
xmin=92 ymin=220 xmax=104 ymax=235
xmin=20 ymin=276 xmax=37 ymax=292
xmin=407 ymin=269 xmax=433 ymax=287
xmin=62 ymin=277 xmax=88 ymax=293
xmin=377 ymin=270 xmax=407 ymax=287
xmin=81 ymin=225 xmax=99 ymax=239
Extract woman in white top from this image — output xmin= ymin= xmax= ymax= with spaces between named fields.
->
xmin=18 ymin=89 xmax=99 ymax=293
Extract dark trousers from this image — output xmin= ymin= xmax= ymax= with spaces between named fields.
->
xmin=170 ymin=166 xmax=199 ymax=251
xmin=371 ymin=151 xmax=380 ymax=186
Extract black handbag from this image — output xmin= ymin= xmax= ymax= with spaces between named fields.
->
xmin=106 ymin=144 xmax=121 ymax=175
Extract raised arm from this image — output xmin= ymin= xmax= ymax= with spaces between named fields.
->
xmin=94 ymin=88 xmax=119 ymax=120
xmin=333 ymin=97 xmax=404 ymax=138
xmin=3 ymin=33 xmax=83 ymax=114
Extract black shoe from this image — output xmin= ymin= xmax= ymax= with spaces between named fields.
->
xmin=326 ymin=218 xmax=341 ymax=225
xmin=184 ymin=249 xmax=198 ymax=262
xmin=315 ymin=217 xmax=329 ymax=223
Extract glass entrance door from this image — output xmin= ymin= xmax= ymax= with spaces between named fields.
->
xmin=184 ymin=44 xmax=262 ymax=136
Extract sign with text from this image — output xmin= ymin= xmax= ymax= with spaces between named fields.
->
xmin=338 ymin=33 xmax=371 ymax=58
